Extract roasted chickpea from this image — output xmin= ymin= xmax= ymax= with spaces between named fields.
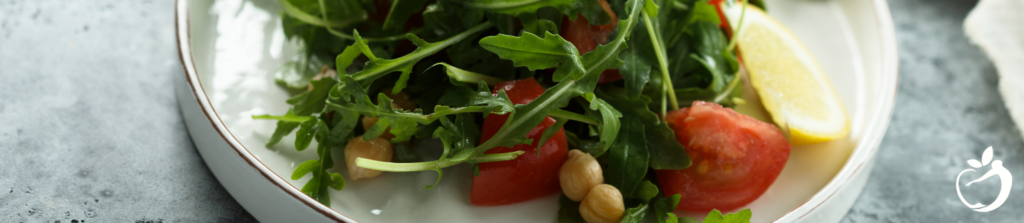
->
xmin=382 ymin=88 xmax=417 ymax=110
xmin=579 ymin=184 xmax=624 ymax=223
xmin=344 ymin=136 xmax=394 ymax=180
xmin=560 ymin=149 xmax=604 ymax=201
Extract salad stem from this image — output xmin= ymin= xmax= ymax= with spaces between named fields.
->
xmin=355 ymin=151 xmax=525 ymax=172
xmin=548 ymin=109 xmax=600 ymax=125
xmin=356 ymin=158 xmax=462 ymax=172
xmin=326 ymin=28 xmax=420 ymax=42
xmin=661 ymin=83 xmax=668 ymax=119
xmin=468 ymin=151 xmax=527 ymax=163
xmin=725 ymin=0 xmax=747 ymax=52
xmin=641 ymin=10 xmax=679 ymax=111
xmin=251 ymin=114 xmax=312 ymax=122
xmin=713 ymin=70 xmax=743 ymax=104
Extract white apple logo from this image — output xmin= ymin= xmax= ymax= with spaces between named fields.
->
xmin=956 ymin=146 xmax=1012 ymax=212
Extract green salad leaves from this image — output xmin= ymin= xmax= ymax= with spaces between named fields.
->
xmin=259 ymin=0 xmax=750 ymax=218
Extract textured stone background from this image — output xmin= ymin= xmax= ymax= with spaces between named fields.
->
xmin=1 ymin=0 xmax=1021 ymax=222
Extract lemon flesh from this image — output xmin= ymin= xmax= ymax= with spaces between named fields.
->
xmin=722 ymin=3 xmax=849 ymax=145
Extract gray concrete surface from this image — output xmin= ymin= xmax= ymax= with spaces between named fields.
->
xmin=841 ymin=0 xmax=1024 ymax=222
xmin=0 ymin=0 xmax=254 ymax=222
xmin=0 ymin=0 xmax=1020 ymax=222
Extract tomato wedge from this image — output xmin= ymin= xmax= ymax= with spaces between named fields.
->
xmin=655 ymin=101 xmax=790 ymax=212
xmin=471 ymin=79 xmax=569 ymax=206
xmin=560 ymin=0 xmax=623 ymax=83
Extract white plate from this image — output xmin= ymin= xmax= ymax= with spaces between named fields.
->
xmin=174 ymin=0 xmax=898 ymax=222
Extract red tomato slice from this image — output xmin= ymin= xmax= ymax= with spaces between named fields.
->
xmin=656 ymin=101 xmax=790 ymax=212
xmin=471 ymin=79 xmax=569 ymax=206
xmin=560 ymin=0 xmax=623 ymax=83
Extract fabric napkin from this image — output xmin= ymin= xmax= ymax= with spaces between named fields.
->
xmin=965 ymin=0 xmax=1024 ymax=140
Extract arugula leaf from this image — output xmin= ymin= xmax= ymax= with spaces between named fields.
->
xmin=436 ymin=114 xmax=480 ymax=162
xmin=633 ymin=180 xmax=659 ymax=201
xmin=356 ymin=0 xmax=645 ymax=178
xmin=583 ymin=93 xmax=622 ymax=150
xmin=431 ymin=63 xmax=506 ymax=86
xmin=518 ymin=12 xmax=561 ymax=35
xmin=599 ymin=91 xmax=690 ymax=169
xmin=382 ymin=0 xmax=428 ymax=30
xmin=655 ymin=194 xmax=681 ymax=223
xmin=288 ymin=78 xmax=337 ymax=115
xmin=294 ymin=118 xmax=319 ymax=151
xmin=619 ymin=203 xmax=649 ymax=223
xmin=665 ymin=20 xmax=741 ymax=107
xmin=329 ymin=80 xmax=512 ymax=132
xmin=605 ymin=116 xmax=648 ymax=199
xmin=536 ymin=117 xmax=569 ymax=155
xmin=689 ymin=21 xmax=734 ymax=92
xmin=619 ymin=35 xmax=651 ymax=99
xmin=436 ymin=82 xmax=516 ymax=115
xmin=262 ymin=109 xmax=303 ymax=147
xmin=278 ymin=0 xmax=366 ymax=29
xmin=479 ymin=32 xmax=585 ymax=81
xmin=298 ymin=119 xmax=348 ymax=206
xmin=684 ymin=0 xmax=721 ymax=27
xmin=291 ymin=159 xmax=321 ymax=180
xmin=566 ymin=131 xmax=606 ymax=157
xmin=288 ymin=99 xmax=361 ymax=206
xmin=335 ymin=22 xmax=494 ymax=92
xmin=264 ymin=78 xmax=336 ymax=147
xmin=702 ymin=209 xmax=753 ymax=223
xmin=474 ymin=0 xmax=644 ymax=160
xmin=651 ymin=198 xmax=753 ymax=223
xmin=416 ymin=114 xmax=480 ymax=189
xmin=328 ymin=76 xmax=503 ymax=143
xmin=335 ymin=44 xmax=362 ymax=73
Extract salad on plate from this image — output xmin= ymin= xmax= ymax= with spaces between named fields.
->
xmin=252 ymin=0 xmax=850 ymax=222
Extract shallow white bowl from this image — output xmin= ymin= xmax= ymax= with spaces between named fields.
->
xmin=174 ymin=0 xmax=898 ymax=222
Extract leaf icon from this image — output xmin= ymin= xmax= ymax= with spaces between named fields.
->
xmin=967 ymin=159 xmax=983 ymax=168
xmin=982 ymin=146 xmax=994 ymax=166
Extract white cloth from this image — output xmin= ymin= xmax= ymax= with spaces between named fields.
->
xmin=965 ymin=0 xmax=1024 ymax=140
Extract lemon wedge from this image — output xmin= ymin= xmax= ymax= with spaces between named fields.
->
xmin=721 ymin=3 xmax=849 ymax=145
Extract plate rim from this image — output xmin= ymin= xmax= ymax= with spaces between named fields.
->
xmin=174 ymin=0 xmax=355 ymax=221
xmin=173 ymin=0 xmax=900 ymax=222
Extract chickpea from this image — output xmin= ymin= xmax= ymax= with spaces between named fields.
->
xmin=382 ymin=88 xmax=417 ymax=110
xmin=579 ymin=184 xmax=625 ymax=223
xmin=560 ymin=150 xmax=604 ymax=201
xmin=344 ymin=136 xmax=394 ymax=180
